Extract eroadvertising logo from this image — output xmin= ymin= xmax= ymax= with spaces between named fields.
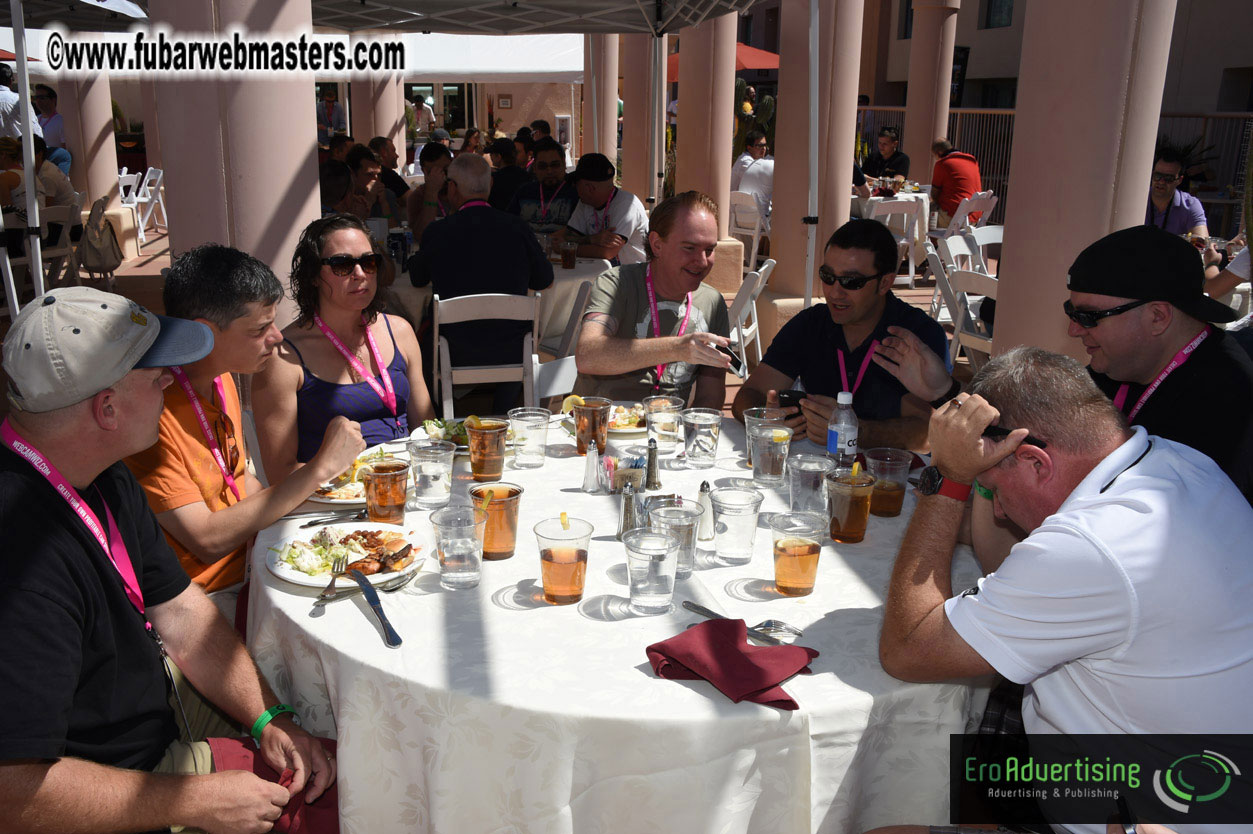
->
xmin=1153 ymin=750 xmax=1240 ymax=813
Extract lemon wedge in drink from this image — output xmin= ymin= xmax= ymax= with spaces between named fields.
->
xmin=463 ymin=415 xmax=483 ymax=430
xmin=771 ymin=429 xmax=790 ymax=443
xmin=560 ymin=394 xmax=585 ymax=415
xmin=560 ymin=511 xmax=570 ymax=530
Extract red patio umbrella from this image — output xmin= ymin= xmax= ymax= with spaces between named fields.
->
xmin=666 ymin=43 xmax=778 ymax=83
xmin=0 ymin=50 xmax=39 ymax=62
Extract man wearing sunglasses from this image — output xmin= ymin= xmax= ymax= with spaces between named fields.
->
xmin=507 ymin=136 xmax=580 ymax=234
xmin=733 ymin=219 xmax=950 ymax=452
xmin=731 ymin=129 xmax=770 ymax=192
xmin=1145 ymin=147 xmax=1207 ymax=238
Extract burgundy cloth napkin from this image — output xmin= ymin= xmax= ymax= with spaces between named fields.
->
xmin=646 ymin=618 xmax=819 ymax=710
xmin=206 ymin=737 xmax=340 ymax=834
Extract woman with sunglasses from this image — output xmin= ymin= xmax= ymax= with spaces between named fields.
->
xmin=252 ymin=214 xmax=434 ymax=482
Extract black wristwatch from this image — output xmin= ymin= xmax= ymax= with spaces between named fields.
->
xmin=917 ymin=465 xmax=972 ymax=502
xmin=929 ymin=378 xmax=962 ymax=410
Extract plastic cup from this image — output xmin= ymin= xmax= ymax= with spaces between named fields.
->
xmin=709 ymin=487 xmax=764 ymax=566
xmin=623 ymin=528 xmax=681 ymax=615
xmin=430 ymin=506 xmax=486 ymax=590
xmin=863 ymin=448 xmax=912 ymax=517
xmin=361 ymin=457 xmax=408 ymax=524
xmin=748 ymin=424 xmax=791 ymax=485
xmin=648 ymin=498 xmax=704 ymax=580
xmin=770 ymin=512 xmax=826 ymax=597
xmin=573 ymin=397 xmax=612 ymax=456
xmin=508 ymin=407 xmax=551 ymax=469
xmin=787 ymin=454 xmax=835 ymax=514
xmin=681 ymin=408 xmax=721 ymax=469
xmin=742 ymin=406 xmax=786 ymax=468
xmin=825 ymin=470 xmax=876 ymax=543
xmin=467 ymin=419 xmax=508 ymax=482
xmin=407 ymin=438 xmax=455 ymax=510
xmin=643 ymin=395 xmax=684 ymax=452
xmin=468 ymin=483 xmax=523 ymax=560
xmin=533 ymin=516 xmax=594 ymax=604
xmin=560 ymin=240 xmax=578 ymax=269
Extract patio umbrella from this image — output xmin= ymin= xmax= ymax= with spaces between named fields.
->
xmin=666 ymin=42 xmax=778 ymax=83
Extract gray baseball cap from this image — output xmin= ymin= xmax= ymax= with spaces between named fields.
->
xmin=3 ymin=287 xmax=213 ymax=412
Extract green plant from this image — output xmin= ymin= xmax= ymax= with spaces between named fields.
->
xmin=732 ymin=77 xmax=775 ymax=160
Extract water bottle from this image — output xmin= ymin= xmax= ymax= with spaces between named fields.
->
xmin=826 ymin=391 xmax=859 ymax=468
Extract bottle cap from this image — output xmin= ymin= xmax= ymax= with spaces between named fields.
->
xmin=837 ymin=391 xmax=853 ymax=405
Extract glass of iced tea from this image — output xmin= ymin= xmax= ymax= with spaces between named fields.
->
xmin=825 ymin=470 xmax=876 ymax=543
xmin=361 ymin=457 xmax=409 ymax=524
xmin=573 ymin=397 xmax=612 ymax=456
xmin=466 ymin=418 xmax=509 ymax=481
xmin=863 ymin=448 xmax=912 ymax=517
xmin=533 ymin=516 xmax=594 ymax=604
xmin=468 ymin=483 xmax=524 ymax=560
xmin=769 ymin=512 xmax=825 ymax=597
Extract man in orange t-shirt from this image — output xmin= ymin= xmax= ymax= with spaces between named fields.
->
xmin=930 ymin=138 xmax=982 ymax=227
xmin=125 ymin=245 xmax=364 ymax=617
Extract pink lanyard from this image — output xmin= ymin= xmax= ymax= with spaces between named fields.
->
xmin=459 ymin=199 xmax=490 ymax=210
xmin=538 ymin=182 xmax=565 ymax=221
xmin=169 ymin=367 xmax=242 ymax=501
xmin=314 ymin=313 xmax=398 ymax=416
xmin=1113 ymin=326 xmax=1210 ymax=421
xmin=598 ymin=187 xmax=617 ymax=232
xmin=837 ymin=340 xmax=880 ymax=396
xmin=1 ymin=419 xmax=151 ymax=627
xmin=644 ymin=265 xmax=693 ymax=391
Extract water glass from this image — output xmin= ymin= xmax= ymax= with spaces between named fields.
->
xmin=748 ymin=423 xmax=791 ymax=485
xmin=643 ymin=395 xmax=684 ymax=452
xmin=863 ymin=448 xmax=913 ymax=518
xmin=681 ymin=408 xmax=722 ymax=469
xmin=648 ymin=498 xmax=704 ymax=580
xmin=787 ymin=454 xmax=835 ymax=514
xmin=742 ymin=406 xmax=786 ymax=468
xmin=508 ymin=407 xmax=550 ymax=469
xmin=709 ymin=487 xmax=764 ymax=566
xmin=407 ymin=438 xmax=455 ymax=510
xmin=623 ymin=528 xmax=681 ymax=615
xmin=770 ymin=512 xmax=826 ymax=597
xmin=430 ymin=506 xmax=486 ymax=590
xmin=533 ymin=516 xmax=594 ymax=605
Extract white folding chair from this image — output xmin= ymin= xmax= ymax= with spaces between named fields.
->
xmin=534 ymin=355 xmax=580 ymax=404
xmin=928 ymin=189 xmax=998 ymax=242
xmin=1220 ymin=283 xmax=1252 ymax=327
xmin=950 ymin=269 xmax=998 ymax=370
xmin=24 ymin=191 xmax=86 ymax=286
xmin=965 ymin=225 xmax=1003 ymax=275
xmin=871 ymin=199 xmax=920 ymax=287
xmin=0 ymin=239 xmax=20 ymax=322
xmin=538 ymin=280 xmax=592 ymax=360
xmin=432 ymin=292 xmax=540 ymax=420
xmin=727 ymin=258 xmax=775 ymax=367
xmin=729 ymin=191 xmax=767 ymax=275
xmin=926 ymin=249 xmax=957 ymax=327
xmin=121 ymin=167 xmax=167 ymax=247
xmin=933 ymin=234 xmax=984 ymax=320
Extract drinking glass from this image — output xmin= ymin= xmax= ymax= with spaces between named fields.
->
xmin=787 ymin=454 xmax=835 ymax=514
xmin=468 ymin=483 xmax=524 ymax=560
xmin=748 ymin=423 xmax=791 ymax=485
xmin=508 ymin=407 xmax=551 ymax=469
xmin=825 ymin=470 xmax=876 ymax=543
xmin=709 ymin=487 xmax=764 ymax=566
xmin=742 ymin=406 xmax=786 ymax=468
xmin=467 ymin=418 xmax=509 ymax=482
xmin=648 ymin=498 xmax=704 ymax=580
xmin=681 ymin=407 xmax=722 ymax=469
xmin=643 ymin=395 xmax=684 ymax=452
xmin=560 ymin=240 xmax=578 ymax=269
xmin=623 ymin=528 xmax=681 ymax=615
xmin=573 ymin=397 xmax=612 ymax=456
xmin=769 ymin=512 xmax=826 ymax=597
xmin=863 ymin=448 xmax=912 ymax=518
xmin=406 ymin=438 xmax=455 ymax=510
xmin=430 ymin=506 xmax=486 ymax=590
xmin=533 ymin=516 xmax=594 ymax=604
xmin=361 ymin=457 xmax=408 ymax=524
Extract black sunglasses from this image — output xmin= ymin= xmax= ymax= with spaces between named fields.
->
xmin=1062 ymin=299 xmax=1147 ymax=329
xmin=982 ymin=424 xmax=1048 ymax=449
xmin=818 ymin=266 xmax=884 ymax=290
xmin=321 ymin=253 xmax=381 ymax=276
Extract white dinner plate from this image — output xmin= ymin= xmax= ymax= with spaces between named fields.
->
xmin=308 ymin=442 xmax=410 ymax=504
xmin=267 ymin=522 xmax=429 ymax=590
xmin=409 ymin=424 xmax=515 ymax=454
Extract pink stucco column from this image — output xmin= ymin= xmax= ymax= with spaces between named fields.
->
xmin=992 ymin=0 xmax=1177 ymax=357
xmin=149 ymin=0 xmax=319 ymax=323
xmin=817 ymin=0 xmax=865 ymax=248
xmin=349 ymin=44 xmax=405 ymax=151
xmin=139 ymin=79 xmax=162 ymax=171
xmin=619 ymin=33 xmax=656 ymax=206
xmin=580 ymin=34 xmax=619 ymax=157
xmin=675 ymin=12 xmax=737 ymax=239
xmin=59 ymin=72 xmax=120 ymax=210
xmin=901 ymin=0 xmax=960 ymax=179
xmin=770 ymin=0 xmax=815 ymax=297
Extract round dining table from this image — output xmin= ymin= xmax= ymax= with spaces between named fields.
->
xmin=247 ymin=418 xmax=989 ymax=834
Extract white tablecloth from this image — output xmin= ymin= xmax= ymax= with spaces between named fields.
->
xmin=537 ymin=257 xmax=610 ymax=345
xmin=248 ymin=421 xmax=988 ymax=833
xmin=855 ymin=192 xmax=931 ymax=249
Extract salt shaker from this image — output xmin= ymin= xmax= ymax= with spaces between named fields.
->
xmin=645 ymin=437 xmax=662 ymax=491
xmin=696 ymin=481 xmax=714 ymax=541
xmin=616 ymin=483 xmax=639 ymax=540
xmin=582 ymin=440 xmax=603 ymax=493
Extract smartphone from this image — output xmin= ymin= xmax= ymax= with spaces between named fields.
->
xmin=776 ymin=390 xmax=803 ymax=417
xmin=1116 ymin=795 xmax=1137 ymax=834
xmin=714 ymin=343 xmax=746 ymax=378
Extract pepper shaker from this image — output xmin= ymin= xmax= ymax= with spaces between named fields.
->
xmin=616 ymin=483 xmax=639 ymax=540
xmin=645 ymin=438 xmax=662 ymax=491
xmin=582 ymin=440 xmax=603 ymax=493
xmin=696 ymin=481 xmax=715 ymax=541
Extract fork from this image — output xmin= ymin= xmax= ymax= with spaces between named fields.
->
xmin=754 ymin=619 xmax=804 ymax=637
xmin=319 ymin=554 xmax=349 ymax=598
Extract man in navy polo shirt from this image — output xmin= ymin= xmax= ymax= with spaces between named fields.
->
xmin=733 ymin=218 xmax=949 ymax=452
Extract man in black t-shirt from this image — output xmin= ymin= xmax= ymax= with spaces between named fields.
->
xmin=506 ymin=136 xmax=579 ymax=233
xmin=860 ymin=126 xmax=910 ymax=184
xmin=488 ymin=137 xmax=536 ymax=210
xmin=369 ymin=134 xmax=410 ymax=201
xmin=0 ymin=287 xmax=338 ymax=832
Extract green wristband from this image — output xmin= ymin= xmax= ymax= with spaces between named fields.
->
xmin=973 ymin=480 xmax=993 ymax=501
xmin=250 ymin=704 xmax=297 ymax=742
xmin=423 ymin=200 xmax=438 ymax=207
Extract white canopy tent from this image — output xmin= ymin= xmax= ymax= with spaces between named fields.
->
xmin=399 ymin=33 xmax=582 ymax=83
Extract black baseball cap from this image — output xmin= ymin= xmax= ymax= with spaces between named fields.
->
xmin=1067 ymin=225 xmax=1237 ymax=323
xmin=570 ymin=153 xmax=615 ymax=183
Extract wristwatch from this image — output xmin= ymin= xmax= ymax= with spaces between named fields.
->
xmin=916 ymin=465 xmax=972 ymax=502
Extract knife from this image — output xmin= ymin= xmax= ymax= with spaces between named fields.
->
xmin=300 ymin=509 xmax=368 ymax=528
xmin=682 ymin=600 xmax=783 ymax=646
xmin=348 ymin=569 xmax=403 ymax=647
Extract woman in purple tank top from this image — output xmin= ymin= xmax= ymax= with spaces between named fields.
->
xmin=252 ymin=214 xmax=435 ymax=482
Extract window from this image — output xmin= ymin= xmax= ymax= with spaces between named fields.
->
xmin=764 ymin=7 xmax=780 ymax=53
xmin=898 ymin=0 xmax=913 ymax=39
xmin=981 ymin=0 xmax=1013 ymax=29
xmin=739 ymin=14 xmax=753 ymax=45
